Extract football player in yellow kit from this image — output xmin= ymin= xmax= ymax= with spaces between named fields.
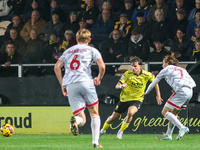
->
xmin=100 ymin=56 xmax=163 ymax=139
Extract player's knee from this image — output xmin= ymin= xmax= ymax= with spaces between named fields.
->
xmin=128 ymin=109 xmax=137 ymax=117
xmin=161 ymin=110 xmax=166 ymax=116
xmin=127 ymin=112 xmax=135 ymax=118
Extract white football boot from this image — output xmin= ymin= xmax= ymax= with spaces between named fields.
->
xmin=116 ymin=130 xmax=123 ymax=139
xmin=99 ymin=129 xmax=106 ymax=137
xmin=176 ymin=127 xmax=189 ymax=140
xmin=156 ymin=133 xmax=172 ymax=140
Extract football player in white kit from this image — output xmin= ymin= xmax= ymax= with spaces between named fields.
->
xmin=142 ymin=55 xmax=196 ymax=140
xmin=54 ymin=29 xmax=105 ymax=148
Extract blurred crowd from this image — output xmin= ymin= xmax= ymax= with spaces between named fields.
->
xmin=0 ymin=0 xmax=200 ymax=76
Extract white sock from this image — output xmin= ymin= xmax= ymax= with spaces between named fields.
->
xmin=166 ymin=121 xmax=175 ymax=136
xmin=75 ymin=116 xmax=83 ymax=126
xmin=164 ymin=112 xmax=184 ymax=129
xmin=91 ymin=116 xmax=101 ymax=145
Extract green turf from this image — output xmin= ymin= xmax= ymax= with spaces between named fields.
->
xmin=0 ymin=134 xmax=199 ymax=150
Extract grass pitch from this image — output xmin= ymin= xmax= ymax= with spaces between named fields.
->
xmin=0 ymin=134 xmax=199 ymax=150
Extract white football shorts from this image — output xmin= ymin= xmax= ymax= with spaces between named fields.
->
xmin=165 ymin=86 xmax=193 ymax=110
xmin=66 ymin=80 xmax=99 ymax=115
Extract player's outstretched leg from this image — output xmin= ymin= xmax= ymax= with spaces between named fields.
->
xmin=100 ymin=113 xmax=120 ymax=137
xmin=164 ymin=112 xmax=189 ymax=140
xmin=176 ymin=127 xmax=189 ymax=140
xmin=70 ymin=116 xmax=79 ymax=136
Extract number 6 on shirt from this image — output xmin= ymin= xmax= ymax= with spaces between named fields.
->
xmin=70 ymin=55 xmax=80 ymax=70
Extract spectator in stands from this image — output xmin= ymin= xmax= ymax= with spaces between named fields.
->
xmin=132 ymin=12 xmax=151 ymax=40
xmin=23 ymin=29 xmax=43 ymax=63
xmin=22 ymin=0 xmax=45 ymax=23
xmin=1 ymin=0 xmax=26 ymax=21
xmin=24 ymin=0 xmax=48 ymax=14
xmin=167 ymin=0 xmax=190 ymax=20
xmin=192 ymin=39 xmax=200 ymax=60
xmin=0 ymin=42 xmax=22 ymax=65
xmin=131 ymin=0 xmax=150 ymax=22
xmin=114 ymin=14 xmax=132 ymax=38
xmin=128 ymin=28 xmax=150 ymax=62
xmin=188 ymin=0 xmax=200 ymax=21
xmin=90 ymin=9 xmax=115 ymax=48
xmin=2 ymin=15 xmax=24 ymax=41
xmin=46 ymin=0 xmax=66 ymax=23
xmin=42 ymin=9 xmax=64 ymax=41
xmin=147 ymin=0 xmax=169 ymax=22
xmin=96 ymin=0 xmax=115 ymax=12
xmin=53 ymin=30 xmax=76 ymax=61
xmin=191 ymin=26 xmax=200 ymax=42
xmin=186 ymin=9 xmax=200 ymax=38
xmin=20 ymin=10 xmax=46 ymax=42
xmin=78 ymin=0 xmax=99 ymax=29
xmin=169 ymin=8 xmax=189 ymax=39
xmin=99 ymin=29 xmax=128 ymax=75
xmin=101 ymin=1 xmax=111 ymax=11
xmin=42 ymin=30 xmax=60 ymax=63
xmin=99 ymin=29 xmax=128 ymax=62
xmin=187 ymin=39 xmax=200 ymax=74
xmin=64 ymin=12 xmax=80 ymax=35
xmin=150 ymin=9 xmax=171 ymax=47
xmin=0 ymin=28 xmax=26 ymax=56
xmin=117 ymin=0 xmax=134 ymax=21
xmin=79 ymin=18 xmax=87 ymax=30
xmin=148 ymin=39 xmax=171 ymax=76
xmin=100 ymin=1 xmax=116 ymax=17
xmin=171 ymin=28 xmax=191 ymax=61
xmin=0 ymin=42 xmax=22 ymax=77
xmin=187 ymin=26 xmax=200 ymax=58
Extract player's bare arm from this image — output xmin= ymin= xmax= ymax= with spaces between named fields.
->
xmin=154 ymin=83 xmax=163 ymax=105
xmin=94 ymin=59 xmax=105 ymax=86
xmin=54 ymin=60 xmax=68 ymax=96
xmin=141 ymin=78 xmax=162 ymax=105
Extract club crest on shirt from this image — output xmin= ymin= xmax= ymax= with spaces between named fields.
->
xmin=121 ymin=74 xmax=125 ymax=79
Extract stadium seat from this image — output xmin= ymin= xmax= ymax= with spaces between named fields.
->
xmin=0 ymin=21 xmax=11 ymax=36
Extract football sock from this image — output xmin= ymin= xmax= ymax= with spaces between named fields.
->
xmin=91 ymin=116 xmax=101 ymax=145
xmin=166 ymin=121 xmax=175 ymax=136
xmin=75 ymin=116 xmax=83 ymax=126
xmin=164 ymin=112 xmax=184 ymax=129
xmin=120 ymin=121 xmax=129 ymax=132
xmin=102 ymin=121 xmax=111 ymax=131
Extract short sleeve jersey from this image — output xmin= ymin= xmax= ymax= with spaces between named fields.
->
xmin=119 ymin=69 xmax=155 ymax=102
xmin=156 ymin=65 xmax=196 ymax=92
xmin=59 ymin=44 xmax=102 ymax=86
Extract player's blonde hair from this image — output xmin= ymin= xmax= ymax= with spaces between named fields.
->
xmin=76 ymin=29 xmax=91 ymax=43
xmin=163 ymin=55 xmax=179 ymax=66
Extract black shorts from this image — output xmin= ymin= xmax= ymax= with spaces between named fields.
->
xmin=114 ymin=100 xmax=142 ymax=114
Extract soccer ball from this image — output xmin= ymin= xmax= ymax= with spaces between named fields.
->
xmin=1 ymin=123 xmax=14 ymax=137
